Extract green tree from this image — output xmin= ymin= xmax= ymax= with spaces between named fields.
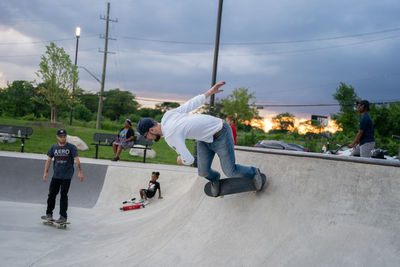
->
xmin=35 ymin=42 xmax=78 ymax=123
xmin=76 ymin=91 xmax=98 ymax=114
xmin=222 ymin=88 xmax=259 ymax=123
xmin=271 ymin=112 xmax=295 ymax=132
xmin=102 ymin=89 xmax=139 ymax=120
xmin=201 ymin=97 xmax=226 ymax=119
xmin=138 ymin=107 xmax=163 ymax=118
xmin=0 ymin=87 xmax=9 ymax=116
xmin=331 ymin=82 xmax=359 ymax=135
xmin=369 ymin=102 xmax=400 ymax=155
xmin=3 ymin=81 xmax=36 ymax=117
xmin=31 ymin=82 xmax=51 ymax=118
xmin=73 ymin=104 xmax=93 ymax=122
xmin=155 ymin=102 xmax=180 ymax=112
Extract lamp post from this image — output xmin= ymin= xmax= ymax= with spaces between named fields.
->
xmin=69 ymin=26 xmax=81 ymax=125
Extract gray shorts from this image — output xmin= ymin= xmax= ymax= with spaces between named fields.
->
xmin=351 ymin=142 xmax=375 ymax=158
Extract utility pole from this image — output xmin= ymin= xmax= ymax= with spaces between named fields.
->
xmin=194 ymin=0 xmax=224 ymax=167
xmin=96 ymin=2 xmax=117 ymax=129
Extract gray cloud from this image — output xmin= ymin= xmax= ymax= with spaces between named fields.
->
xmin=1 ymin=0 xmax=399 ymax=118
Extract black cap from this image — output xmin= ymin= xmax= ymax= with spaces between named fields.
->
xmin=357 ymin=100 xmax=370 ymax=111
xmin=57 ymin=129 xmax=67 ymax=136
xmin=137 ymin=118 xmax=155 ymax=135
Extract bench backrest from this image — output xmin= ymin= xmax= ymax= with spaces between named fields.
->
xmin=93 ymin=133 xmax=153 ymax=146
xmin=0 ymin=124 xmax=33 ymax=136
xmin=93 ymin=133 xmax=118 ymax=143
xmin=134 ymin=135 xmax=154 ymax=146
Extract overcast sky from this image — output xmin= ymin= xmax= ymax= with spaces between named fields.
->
xmin=1 ymin=0 xmax=399 ymax=119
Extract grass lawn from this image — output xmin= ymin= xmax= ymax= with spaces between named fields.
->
xmin=0 ymin=117 xmax=195 ymax=165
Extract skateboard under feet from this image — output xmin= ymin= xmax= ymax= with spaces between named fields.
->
xmin=41 ymin=216 xmax=70 ymax=229
xmin=204 ymin=173 xmax=267 ymax=197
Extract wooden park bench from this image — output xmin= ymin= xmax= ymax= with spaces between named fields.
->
xmin=0 ymin=124 xmax=33 ymax=152
xmin=91 ymin=133 xmax=154 ymax=163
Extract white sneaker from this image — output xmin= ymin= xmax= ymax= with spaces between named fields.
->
xmin=143 ymin=200 xmax=149 ymax=205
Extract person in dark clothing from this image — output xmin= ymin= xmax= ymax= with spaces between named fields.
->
xmin=348 ymin=100 xmax=375 ymax=157
xmin=42 ymin=129 xmax=83 ymax=223
xmin=139 ymin=171 xmax=163 ymax=205
xmin=112 ymin=119 xmax=135 ymax=161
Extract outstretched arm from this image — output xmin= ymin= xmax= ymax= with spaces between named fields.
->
xmin=204 ymin=81 xmax=225 ymax=98
xmin=172 ymin=81 xmax=226 ymax=114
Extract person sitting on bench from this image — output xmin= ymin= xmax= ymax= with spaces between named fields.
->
xmin=112 ymin=119 xmax=134 ymax=161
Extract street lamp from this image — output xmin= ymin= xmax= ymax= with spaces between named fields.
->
xmin=69 ymin=26 xmax=81 ymax=125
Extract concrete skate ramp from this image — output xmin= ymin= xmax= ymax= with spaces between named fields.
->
xmin=0 ymin=155 xmax=107 ymax=208
xmin=1 ymin=149 xmax=400 ymax=267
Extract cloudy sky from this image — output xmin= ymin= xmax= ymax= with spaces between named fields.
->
xmin=1 ymin=0 xmax=399 ymax=119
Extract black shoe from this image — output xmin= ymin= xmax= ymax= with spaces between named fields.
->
xmin=55 ymin=216 xmax=67 ymax=223
xmin=41 ymin=214 xmax=53 ymax=221
xmin=210 ymin=180 xmax=221 ymax=197
xmin=111 ymin=156 xmax=119 ymax=161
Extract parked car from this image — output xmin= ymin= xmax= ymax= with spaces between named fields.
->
xmin=327 ymin=144 xmax=352 ymax=156
xmin=288 ymin=143 xmax=309 ymax=152
xmin=254 ymin=140 xmax=307 ymax=152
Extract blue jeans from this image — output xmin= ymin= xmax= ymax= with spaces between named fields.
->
xmin=197 ymin=121 xmax=257 ymax=182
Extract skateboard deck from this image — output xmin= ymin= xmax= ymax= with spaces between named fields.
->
xmin=204 ymin=173 xmax=267 ymax=197
xmin=41 ymin=217 xmax=70 ymax=229
xmin=120 ymin=203 xmax=145 ymax=211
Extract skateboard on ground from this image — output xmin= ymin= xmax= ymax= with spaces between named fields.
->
xmin=41 ymin=216 xmax=70 ymax=229
xmin=120 ymin=203 xmax=145 ymax=211
xmin=120 ymin=197 xmax=149 ymax=211
xmin=204 ymin=173 xmax=267 ymax=197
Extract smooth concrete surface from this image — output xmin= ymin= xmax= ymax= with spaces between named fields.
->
xmin=0 ymin=150 xmax=399 ymax=267
xmin=0 ymin=155 xmax=107 ymax=208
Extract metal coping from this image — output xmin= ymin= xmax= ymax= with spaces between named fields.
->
xmin=235 ymin=146 xmax=400 ymax=167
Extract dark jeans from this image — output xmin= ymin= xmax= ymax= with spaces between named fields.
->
xmin=46 ymin=178 xmax=71 ymax=218
xmin=197 ymin=121 xmax=256 ymax=182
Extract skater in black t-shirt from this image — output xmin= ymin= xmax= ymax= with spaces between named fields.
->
xmin=42 ymin=129 xmax=83 ymax=223
xmin=139 ymin=171 xmax=162 ymax=205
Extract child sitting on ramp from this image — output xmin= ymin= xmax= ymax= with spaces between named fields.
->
xmin=139 ymin=171 xmax=163 ymax=205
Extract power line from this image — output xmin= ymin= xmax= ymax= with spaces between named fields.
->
xmin=113 ymin=34 xmax=400 ymax=57
xmin=119 ymin=26 xmax=400 ymax=46
xmin=0 ymin=35 xmax=98 ymax=46
xmin=257 ymin=100 xmax=400 ymax=108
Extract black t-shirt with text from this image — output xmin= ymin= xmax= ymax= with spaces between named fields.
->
xmin=146 ymin=181 xmax=160 ymax=197
xmin=47 ymin=143 xmax=78 ymax=179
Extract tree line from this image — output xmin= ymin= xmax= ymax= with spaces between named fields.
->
xmin=1 ymin=42 xmax=398 ymax=154
xmin=0 ymin=42 xmax=259 ymax=128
